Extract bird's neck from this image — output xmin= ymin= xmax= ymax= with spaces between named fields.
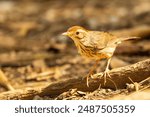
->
xmin=73 ymin=39 xmax=91 ymax=57
xmin=74 ymin=39 xmax=84 ymax=50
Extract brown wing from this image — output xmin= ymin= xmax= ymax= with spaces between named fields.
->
xmin=81 ymin=31 xmax=116 ymax=50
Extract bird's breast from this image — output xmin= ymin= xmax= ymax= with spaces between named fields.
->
xmin=74 ymin=40 xmax=115 ymax=60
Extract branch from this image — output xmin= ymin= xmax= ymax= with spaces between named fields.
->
xmin=0 ymin=88 xmax=41 ymax=100
xmin=40 ymin=59 xmax=150 ymax=97
xmin=0 ymin=70 xmax=14 ymax=91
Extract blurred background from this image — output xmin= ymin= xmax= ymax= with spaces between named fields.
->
xmin=0 ymin=0 xmax=150 ymax=99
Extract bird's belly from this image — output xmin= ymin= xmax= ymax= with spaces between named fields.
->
xmin=97 ymin=47 xmax=116 ymax=58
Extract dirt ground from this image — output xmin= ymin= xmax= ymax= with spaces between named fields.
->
xmin=0 ymin=0 xmax=150 ymax=100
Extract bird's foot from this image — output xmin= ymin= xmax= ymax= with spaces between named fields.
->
xmin=100 ymin=69 xmax=111 ymax=85
xmin=86 ymin=76 xmax=89 ymax=87
xmin=85 ymin=66 xmax=111 ymax=87
xmin=85 ymin=72 xmax=94 ymax=87
xmin=86 ymin=74 xmax=91 ymax=87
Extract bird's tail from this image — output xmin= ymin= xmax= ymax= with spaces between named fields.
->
xmin=118 ymin=37 xmax=140 ymax=41
xmin=113 ymin=37 xmax=140 ymax=45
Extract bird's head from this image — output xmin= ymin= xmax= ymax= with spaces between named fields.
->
xmin=62 ymin=26 xmax=88 ymax=41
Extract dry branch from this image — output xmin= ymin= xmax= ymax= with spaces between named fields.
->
xmin=40 ymin=59 xmax=150 ymax=97
xmin=0 ymin=59 xmax=149 ymax=99
xmin=0 ymin=88 xmax=41 ymax=100
xmin=0 ymin=70 xmax=14 ymax=91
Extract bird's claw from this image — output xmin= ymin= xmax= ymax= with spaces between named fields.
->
xmin=86 ymin=74 xmax=94 ymax=87
xmin=100 ymin=69 xmax=111 ymax=85
xmin=90 ymin=74 xmax=94 ymax=79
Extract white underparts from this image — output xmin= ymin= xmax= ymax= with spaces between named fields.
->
xmin=99 ymin=47 xmax=116 ymax=57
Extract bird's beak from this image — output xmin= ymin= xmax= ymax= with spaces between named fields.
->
xmin=62 ymin=32 xmax=68 ymax=36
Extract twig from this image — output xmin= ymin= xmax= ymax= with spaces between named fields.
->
xmin=0 ymin=69 xmax=14 ymax=91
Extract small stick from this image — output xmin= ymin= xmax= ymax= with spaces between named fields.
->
xmin=0 ymin=69 xmax=14 ymax=91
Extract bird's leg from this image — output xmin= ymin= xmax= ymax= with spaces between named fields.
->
xmin=102 ymin=58 xmax=111 ymax=84
xmin=86 ymin=60 xmax=99 ymax=87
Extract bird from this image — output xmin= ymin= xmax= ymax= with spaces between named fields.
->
xmin=62 ymin=26 xmax=139 ymax=87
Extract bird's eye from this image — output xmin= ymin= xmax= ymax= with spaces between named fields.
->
xmin=75 ymin=30 xmax=85 ymax=39
xmin=76 ymin=31 xmax=80 ymax=35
